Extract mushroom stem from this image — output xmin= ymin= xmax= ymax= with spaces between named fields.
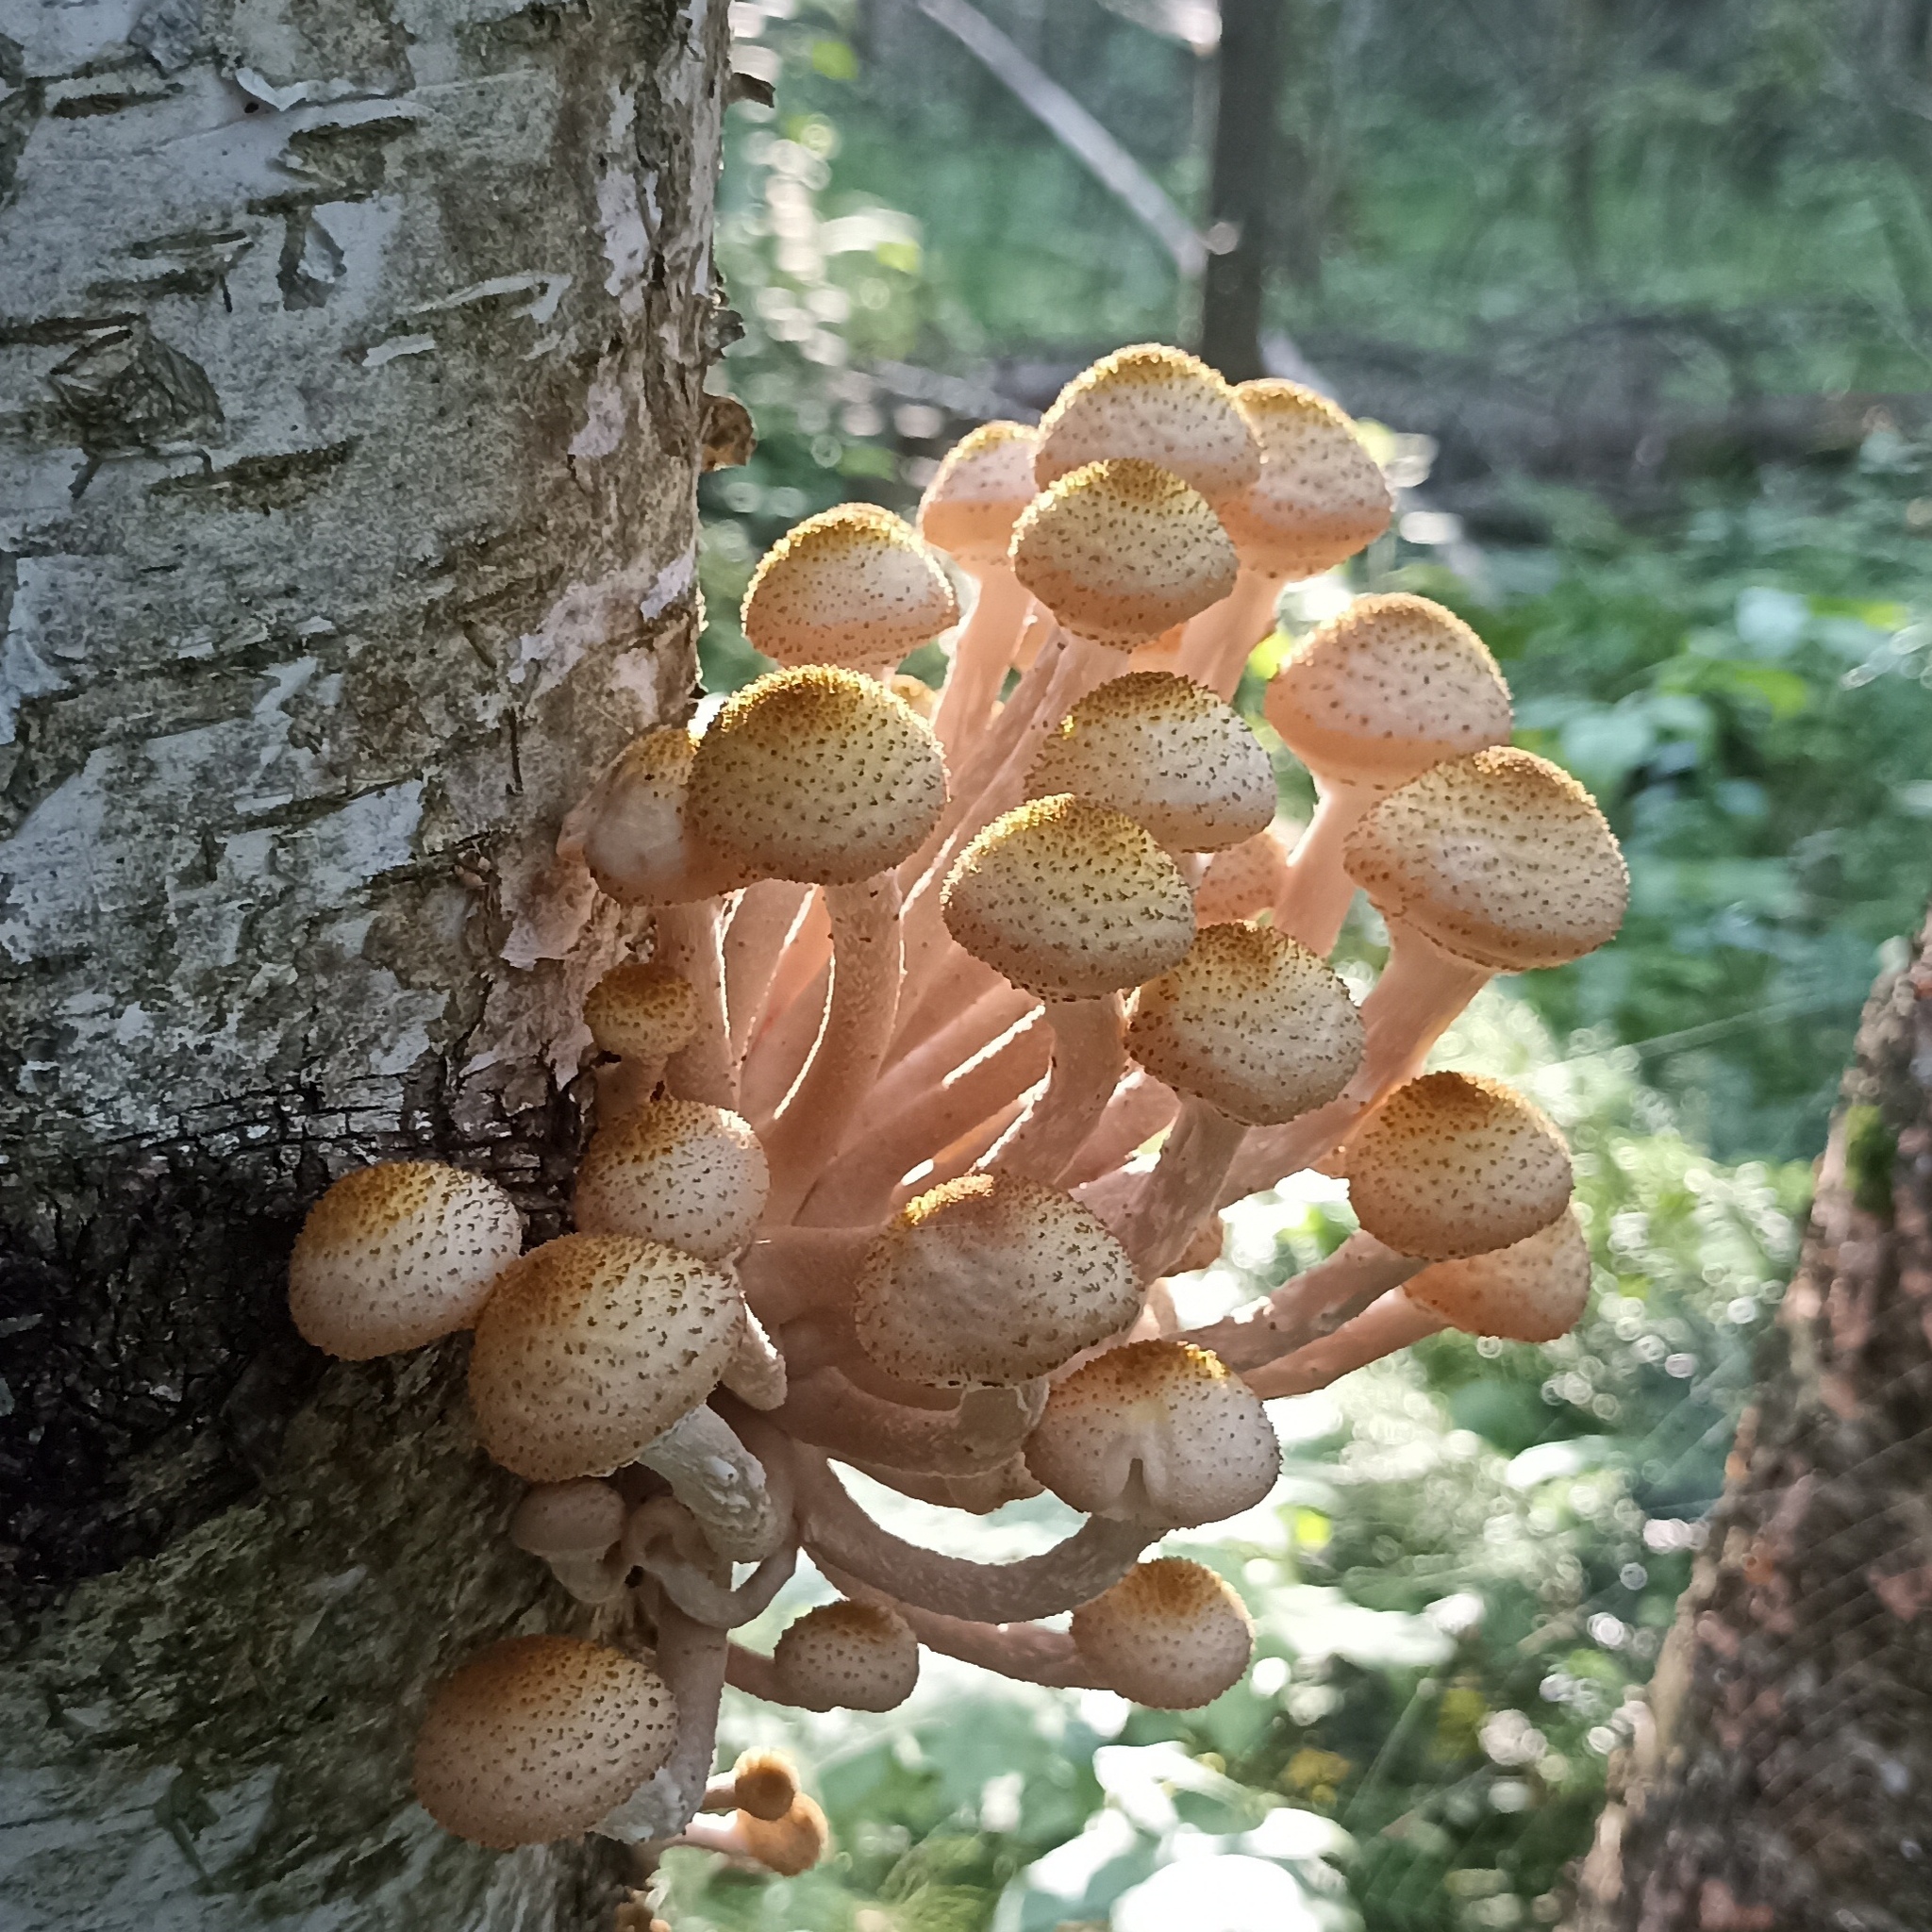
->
xmin=1271 ymin=778 xmax=1381 ymax=957
xmin=978 ymin=994 xmax=1125 ymax=1183
xmin=876 ymin=968 xmax=1021 ymax=1081
xmin=884 ymin=946 xmax=1002 ymax=1063
xmin=1114 ymin=1098 xmax=1249 ymax=1281
xmin=719 ymin=1304 xmax=788 ymax=1411
xmin=592 ymin=1602 xmax=728 ymax=1845
xmin=761 ymin=874 xmax=906 ymax=1221
xmin=656 ymin=901 xmax=736 ymax=1108
xmin=739 ymin=896 xmax=833 ymax=1117
xmin=636 ymin=1407 xmax=786 ymax=1562
xmin=595 ymin=1055 xmax=667 ymax=1124
xmin=1059 ymin=1070 xmax=1180 ymax=1188
xmin=1242 ymin=1289 xmax=1449 ymax=1399
xmin=724 ymin=879 xmax=812 ymax=1060
xmin=1176 ymin=567 xmax=1279 ymax=700
xmin=849 ymin=1453 xmax=1043 ymax=1514
xmin=737 ymin=1225 xmax=873 ymax=1326
xmin=1355 ymin=920 xmax=1494 ymax=1091
xmin=932 ymin=566 xmax=1034 ymax=755
xmin=774 ymin=1369 xmax=1046 ymax=1475
xmin=912 ymin=1093 xmax=1029 ymax=1197
xmin=721 ymin=1645 xmax=793 ymax=1705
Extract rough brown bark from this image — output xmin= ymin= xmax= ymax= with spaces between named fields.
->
xmin=1567 ymin=910 xmax=1932 ymax=1932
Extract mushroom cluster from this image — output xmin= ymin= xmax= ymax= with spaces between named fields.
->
xmin=288 ymin=344 xmax=1627 ymax=1890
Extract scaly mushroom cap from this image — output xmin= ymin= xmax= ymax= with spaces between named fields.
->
xmin=854 ymin=1174 xmax=1142 ymax=1386
xmin=918 ymin=421 xmax=1040 ymax=565
xmin=1009 ymin=459 xmax=1239 ymax=650
xmin=1071 ymin=1557 xmax=1255 ymax=1709
xmin=1263 ymin=593 xmax=1511 ymax=790
xmin=1346 ymin=1072 xmax=1572 ymax=1261
xmin=508 ymin=1478 xmax=628 ymax=1560
xmin=942 ymin=794 xmax=1196 ymax=999
xmin=578 ymin=726 xmax=752 ymax=906
xmin=1026 ymin=672 xmax=1276 ymax=852
xmin=1024 ymin=1340 xmax=1280 ymax=1527
xmin=1341 ymin=746 xmax=1629 ymax=970
xmin=573 ymin=1100 xmax=770 ymax=1261
xmin=1126 ymin=924 xmax=1364 ymax=1125
xmin=1406 ymin=1207 xmax=1591 ymax=1341
xmin=687 ymin=666 xmax=948 ymax=886
xmin=741 ymin=502 xmax=958 ymax=670
xmin=734 ymin=1794 xmax=831 ymax=1875
xmin=583 ymin=962 xmax=699 ymax=1064
xmin=1034 ymin=344 xmax=1261 ymax=504
xmin=468 ymin=1234 xmax=741 ymax=1480
xmin=412 ymin=1635 xmax=678 ymax=1848
xmin=289 ymin=1161 xmax=522 ymax=1359
xmin=772 ymin=1600 xmax=921 ymax=1711
xmin=1192 ymin=823 xmax=1294 ymax=924
xmin=1219 ymin=380 xmax=1393 ymax=578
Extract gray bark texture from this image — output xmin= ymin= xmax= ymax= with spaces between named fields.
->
xmin=0 ymin=0 xmax=732 ymax=1919
xmin=1566 ymin=908 xmax=1932 ymax=1932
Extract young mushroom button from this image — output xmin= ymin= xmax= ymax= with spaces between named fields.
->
xmin=772 ymin=1600 xmax=921 ymax=1711
xmin=1071 ymin=1557 xmax=1256 ymax=1709
xmin=573 ymin=1099 xmax=770 ymax=1262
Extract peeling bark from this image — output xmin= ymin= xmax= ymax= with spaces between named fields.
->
xmin=1567 ymin=908 xmax=1932 ymax=1932
xmin=0 ymin=0 xmax=730 ymax=1918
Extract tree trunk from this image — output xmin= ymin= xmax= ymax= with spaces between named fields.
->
xmin=1567 ymin=908 xmax=1932 ymax=1932
xmin=0 ymin=0 xmax=730 ymax=1921
xmin=1197 ymin=0 xmax=1286 ymax=383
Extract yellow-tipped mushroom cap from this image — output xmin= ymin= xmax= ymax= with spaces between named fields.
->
xmin=1126 ymin=924 xmax=1364 ymax=1125
xmin=579 ymin=726 xmax=752 ymax=906
xmin=1027 ymin=672 xmax=1276 ymax=852
xmin=1263 ymin=593 xmax=1510 ymax=790
xmin=1010 ymin=458 xmax=1239 ymax=650
xmin=573 ymin=1099 xmax=770 ymax=1261
xmin=773 ymin=1601 xmax=921 ymax=1711
xmin=687 ymin=666 xmax=947 ymax=886
xmin=1219 ymin=380 xmax=1393 ymax=578
xmin=942 ymin=794 xmax=1196 ymax=999
xmin=917 ymin=421 xmax=1040 ymax=565
xmin=412 ymin=1635 xmax=678 ymax=1848
xmin=1034 ymin=344 xmax=1261 ymax=504
xmin=1346 ymin=1072 xmax=1572 ymax=1261
xmin=583 ymin=961 xmax=699 ymax=1063
xmin=1024 ymin=1340 xmax=1280 ymax=1527
xmin=468 ymin=1234 xmax=741 ymax=1480
xmin=854 ymin=1174 xmax=1141 ymax=1387
xmin=1406 ymin=1207 xmax=1591 ymax=1341
xmin=741 ymin=503 xmax=958 ymax=670
xmin=1071 ymin=1557 xmax=1255 ymax=1708
xmin=1341 ymin=745 xmax=1629 ymax=970
xmin=289 ymin=1161 xmax=523 ymax=1359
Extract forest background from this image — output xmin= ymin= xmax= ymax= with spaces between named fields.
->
xmin=661 ymin=4 xmax=1932 ymax=1929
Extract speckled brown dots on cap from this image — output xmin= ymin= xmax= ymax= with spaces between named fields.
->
xmin=686 ymin=666 xmax=947 ymax=886
xmin=1026 ymin=672 xmax=1275 ymax=852
xmin=917 ymin=421 xmax=1040 ymax=564
xmin=1346 ymin=1071 xmax=1573 ymax=1261
xmin=412 ymin=1635 xmax=678 ymax=1847
xmin=741 ymin=503 xmax=958 ymax=670
xmin=1219 ymin=379 xmax=1393 ymax=579
xmin=1071 ymin=1557 xmax=1255 ymax=1708
xmin=1009 ymin=458 xmax=1239 ymax=650
xmin=1406 ymin=1206 xmax=1591 ymax=1341
xmin=772 ymin=1600 xmax=921 ymax=1711
xmin=573 ymin=1100 xmax=770 ymax=1261
xmin=288 ymin=1160 xmax=523 ymax=1359
xmin=1033 ymin=344 xmax=1261 ymax=503
xmin=1126 ymin=924 xmax=1363 ymax=1126
xmin=853 ymin=1174 xmax=1141 ymax=1386
xmin=1263 ymin=593 xmax=1510 ymax=789
xmin=583 ymin=962 xmax=699 ymax=1064
xmin=467 ymin=1233 xmax=742 ymax=1481
xmin=941 ymin=794 xmax=1196 ymax=999
xmin=1341 ymin=745 xmax=1629 ymax=970
xmin=1024 ymin=1340 xmax=1280 ymax=1528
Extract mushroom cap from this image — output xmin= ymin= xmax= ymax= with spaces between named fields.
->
xmin=1192 ymin=823 xmax=1294 ymax=924
xmin=1406 ymin=1207 xmax=1591 ymax=1342
xmin=1346 ymin=1072 xmax=1573 ymax=1261
xmin=741 ymin=502 xmax=958 ymax=670
xmin=1071 ymin=1557 xmax=1255 ymax=1709
xmin=1034 ymin=344 xmax=1261 ymax=504
xmin=289 ymin=1161 xmax=523 ymax=1359
xmin=1219 ymin=380 xmax=1393 ymax=579
xmin=941 ymin=794 xmax=1196 ymax=999
xmin=854 ymin=1174 xmax=1142 ymax=1387
xmin=1126 ymin=924 xmax=1364 ymax=1126
xmin=573 ymin=1100 xmax=770 ymax=1261
xmin=1262 ymin=593 xmax=1511 ymax=790
xmin=579 ymin=727 xmax=752 ymax=906
xmin=687 ymin=666 xmax=948 ymax=886
xmin=508 ymin=1478 xmax=628 ymax=1559
xmin=890 ymin=671 xmax=940 ymax=722
xmin=735 ymin=1794 xmax=831 ymax=1875
xmin=1024 ymin=1340 xmax=1280 ymax=1528
xmin=1341 ymin=746 xmax=1629 ymax=970
xmin=728 ymin=1748 xmax=800 ymax=1823
xmin=584 ymin=962 xmax=699 ymax=1064
xmin=468 ymin=1234 xmax=742 ymax=1481
xmin=1026 ymin=672 xmax=1276 ymax=852
xmin=412 ymin=1635 xmax=678 ymax=1848
xmin=917 ymin=421 xmax=1040 ymax=565
xmin=772 ymin=1600 xmax=921 ymax=1711
xmin=1009 ymin=458 xmax=1240 ymax=650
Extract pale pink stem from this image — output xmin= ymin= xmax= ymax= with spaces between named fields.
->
xmin=774 ymin=1370 xmax=1046 ymax=1475
xmin=978 ymin=994 xmax=1125 ymax=1183
xmin=1355 ymin=920 xmax=1494 ymax=1091
xmin=1058 ymin=1070 xmax=1180 ymax=1188
xmin=624 ymin=1601 xmax=727 ymax=1841
xmin=1242 ymin=1290 xmax=1449 ymax=1399
xmin=722 ymin=1644 xmax=792 ymax=1704
xmin=743 ymin=958 xmax=830 ymax=1128
xmin=1272 ymin=779 xmax=1379 ymax=958
xmin=885 ymin=948 xmax=1004 ymax=1063
xmin=724 ymin=879 xmax=812 ymax=1061
xmin=737 ymin=1226 xmax=874 ymax=1326
xmin=846 ymin=1453 xmax=1042 ymax=1515
xmin=1114 ymin=1098 xmax=1248 ymax=1280
xmin=875 ymin=974 xmax=1031 ymax=1091
xmin=932 ymin=567 xmax=1035 ymax=756
xmin=657 ymin=900 xmax=735 ymax=1108
xmin=762 ymin=876 xmax=905 ymax=1220
xmin=1213 ymin=1086 xmax=1363 ymax=1210
xmin=912 ymin=1092 xmax=1028 ymax=1198
xmin=1176 ymin=567 xmax=1280 ymax=699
